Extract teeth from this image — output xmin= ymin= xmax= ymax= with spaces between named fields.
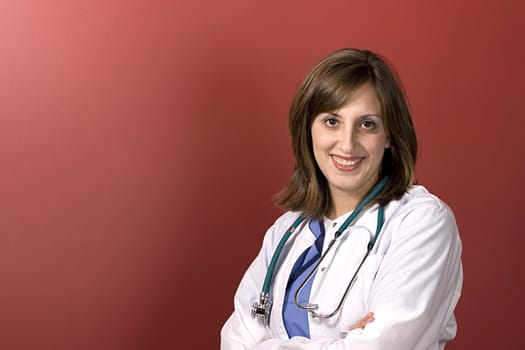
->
xmin=334 ymin=157 xmax=361 ymax=166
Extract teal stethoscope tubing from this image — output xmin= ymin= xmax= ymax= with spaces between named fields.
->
xmin=253 ymin=177 xmax=388 ymax=324
xmin=294 ymin=204 xmax=385 ymax=318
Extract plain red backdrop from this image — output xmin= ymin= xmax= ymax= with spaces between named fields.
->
xmin=1 ymin=0 xmax=524 ymax=349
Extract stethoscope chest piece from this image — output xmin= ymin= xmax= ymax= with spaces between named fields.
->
xmin=251 ymin=292 xmax=272 ymax=325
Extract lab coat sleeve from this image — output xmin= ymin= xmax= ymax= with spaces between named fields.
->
xmin=221 ymin=213 xmax=298 ymax=350
xmin=250 ymin=201 xmax=463 ymax=350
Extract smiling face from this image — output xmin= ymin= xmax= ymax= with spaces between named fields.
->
xmin=311 ymin=83 xmax=390 ymax=217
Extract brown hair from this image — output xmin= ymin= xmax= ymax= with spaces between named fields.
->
xmin=276 ymin=48 xmax=417 ymax=219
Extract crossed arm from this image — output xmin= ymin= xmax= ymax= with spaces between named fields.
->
xmin=222 ymin=204 xmax=462 ymax=350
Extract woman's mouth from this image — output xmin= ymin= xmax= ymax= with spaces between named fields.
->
xmin=332 ymin=155 xmax=364 ymax=170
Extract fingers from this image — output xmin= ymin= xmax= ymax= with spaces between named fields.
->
xmin=349 ymin=312 xmax=375 ymax=330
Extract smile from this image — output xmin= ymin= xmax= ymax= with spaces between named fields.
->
xmin=331 ymin=155 xmax=364 ymax=170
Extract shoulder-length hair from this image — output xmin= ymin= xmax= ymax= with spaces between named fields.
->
xmin=276 ymin=48 xmax=418 ymax=219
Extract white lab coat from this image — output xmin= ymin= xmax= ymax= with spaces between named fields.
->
xmin=221 ymin=185 xmax=463 ymax=350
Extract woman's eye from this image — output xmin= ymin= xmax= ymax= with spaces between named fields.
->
xmin=360 ymin=120 xmax=376 ymax=130
xmin=324 ymin=118 xmax=339 ymax=127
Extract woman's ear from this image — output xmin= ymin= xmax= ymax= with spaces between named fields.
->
xmin=385 ymin=138 xmax=391 ymax=149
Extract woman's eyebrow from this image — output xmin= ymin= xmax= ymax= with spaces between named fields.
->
xmin=327 ymin=112 xmax=382 ymax=119
xmin=360 ymin=113 xmax=382 ymax=118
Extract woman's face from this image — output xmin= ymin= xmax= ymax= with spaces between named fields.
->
xmin=311 ymin=83 xmax=390 ymax=209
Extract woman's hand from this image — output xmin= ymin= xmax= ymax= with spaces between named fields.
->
xmin=349 ymin=312 xmax=375 ymax=330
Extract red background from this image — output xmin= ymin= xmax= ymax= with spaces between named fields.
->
xmin=1 ymin=1 xmax=524 ymax=349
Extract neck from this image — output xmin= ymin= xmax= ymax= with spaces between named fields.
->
xmin=328 ymin=192 xmax=362 ymax=220
xmin=327 ymin=177 xmax=387 ymax=220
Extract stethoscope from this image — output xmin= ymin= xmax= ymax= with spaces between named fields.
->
xmin=251 ymin=177 xmax=388 ymax=325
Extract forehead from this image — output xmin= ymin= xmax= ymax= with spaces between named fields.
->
xmin=332 ymin=83 xmax=382 ymax=114
xmin=312 ymin=81 xmax=383 ymax=117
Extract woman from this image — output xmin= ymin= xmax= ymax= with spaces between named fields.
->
xmin=221 ymin=48 xmax=462 ymax=350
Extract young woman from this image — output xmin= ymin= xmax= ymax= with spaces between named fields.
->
xmin=221 ymin=48 xmax=462 ymax=350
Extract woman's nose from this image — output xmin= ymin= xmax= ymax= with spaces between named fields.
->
xmin=337 ymin=126 xmax=356 ymax=153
